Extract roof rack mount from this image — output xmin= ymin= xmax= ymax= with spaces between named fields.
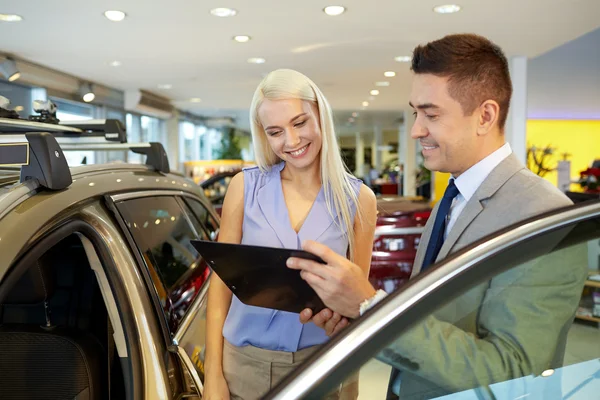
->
xmin=0 ymin=132 xmax=72 ymax=190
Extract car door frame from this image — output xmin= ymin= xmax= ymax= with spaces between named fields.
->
xmin=264 ymin=200 xmax=600 ymax=399
xmin=0 ymin=211 xmax=146 ymax=400
xmin=106 ymin=190 xmax=213 ymax=397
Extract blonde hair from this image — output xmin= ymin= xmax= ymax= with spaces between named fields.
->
xmin=250 ymin=69 xmax=359 ymax=260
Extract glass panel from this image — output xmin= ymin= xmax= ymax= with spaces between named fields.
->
xmin=0 ymin=81 xmax=34 ymax=117
xmin=141 ymin=115 xmax=164 ymax=142
xmin=181 ymin=121 xmax=196 ymax=162
xmin=52 ymin=99 xmax=96 ymax=166
xmin=116 ymin=196 xmax=209 ymax=333
xmin=126 ymin=114 xmax=143 ymax=164
xmin=183 ymin=198 xmax=219 ymax=240
xmin=303 ymin=214 xmax=600 ymax=400
xmin=106 ymin=108 xmax=127 ymax=163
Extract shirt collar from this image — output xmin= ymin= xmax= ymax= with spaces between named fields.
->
xmin=452 ymin=143 xmax=513 ymax=202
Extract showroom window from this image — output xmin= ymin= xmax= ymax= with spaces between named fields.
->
xmin=141 ymin=115 xmax=165 ymax=143
xmin=105 ymin=107 xmax=127 ymax=163
xmin=52 ymin=97 xmax=96 ymax=166
xmin=180 ymin=121 xmax=198 ymax=162
xmin=126 ymin=113 xmax=167 ymax=164
xmin=0 ymin=81 xmax=34 ymax=117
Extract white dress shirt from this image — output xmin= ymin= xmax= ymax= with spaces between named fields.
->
xmin=445 ymin=143 xmax=513 ymax=238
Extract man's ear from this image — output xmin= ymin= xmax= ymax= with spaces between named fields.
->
xmin=477 ymin=100 xmax=500 ymax=136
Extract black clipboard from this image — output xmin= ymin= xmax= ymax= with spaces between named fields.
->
xmin=190 ymin=240 xmax=326 ymax=314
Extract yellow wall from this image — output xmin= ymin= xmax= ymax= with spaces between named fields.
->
xmin=432 ymin=120 xmax=600 ymax=203
xmin=527 ymin=120 xmax=600 ymax=191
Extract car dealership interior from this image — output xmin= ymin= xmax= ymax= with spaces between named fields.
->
xmin=1 ymin=1 xmax=599 ymax=399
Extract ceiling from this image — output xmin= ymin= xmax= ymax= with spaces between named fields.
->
xmin=1 ymin=0 xmax=599 ymax=132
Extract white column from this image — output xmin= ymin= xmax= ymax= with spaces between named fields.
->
xmin=166 ymin=109 xmax=181 ymax=172
xmin=355 ymin=132 xmax=365 ymax=177
xmin=373 ymin=125 xmax=383 ymax=172
xmin=401 ymin=110 xmax=417 ymax=196
xmin=506 ymin=56 xmax=528 ymax=165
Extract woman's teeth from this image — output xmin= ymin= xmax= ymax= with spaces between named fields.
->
xmin=290 ymin=145 xmax=308 ymax=156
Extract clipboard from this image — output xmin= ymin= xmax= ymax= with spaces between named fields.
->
xmin=190 ymin=240 xmax=326 ymax=314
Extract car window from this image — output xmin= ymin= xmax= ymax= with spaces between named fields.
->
xmin=272 ymin=207 xmax=600 ymax=400
xmin=116 ymin=196 xmax=209 ymax=334
xmin=184 ymin=198 xmax=219 ymax=240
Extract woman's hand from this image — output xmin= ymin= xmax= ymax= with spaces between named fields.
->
xmin=203 ymin=372 xmax=231 ymax=400
xmin=299 ymin=307 xmax=350 ymax=336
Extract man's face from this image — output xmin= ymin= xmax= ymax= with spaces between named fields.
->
xmin=409 ymin=74 xmax=481 ymax=176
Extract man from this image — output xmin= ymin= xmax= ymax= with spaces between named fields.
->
xmin=287 ymin=33 xmax=585 ymax=398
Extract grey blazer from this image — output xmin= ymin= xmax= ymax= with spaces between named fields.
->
xmin=378 ymin=154 xmax=588 ymax=399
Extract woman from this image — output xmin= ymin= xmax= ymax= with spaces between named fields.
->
xmin=204 ymin=69 xmax=377 ymax=400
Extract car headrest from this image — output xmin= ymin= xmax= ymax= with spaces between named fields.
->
xmin=3 ymin=259 xmax=56 ymax=305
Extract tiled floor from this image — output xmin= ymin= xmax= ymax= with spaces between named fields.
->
xmin=356 ymin=321 xmax=600 ymax=399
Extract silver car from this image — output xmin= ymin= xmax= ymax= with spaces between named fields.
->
xmin=0 ymin=118 xmax=215 ymax=399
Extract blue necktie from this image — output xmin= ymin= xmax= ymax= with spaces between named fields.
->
xmin=421 ymin=179 xmax=460 ymax=271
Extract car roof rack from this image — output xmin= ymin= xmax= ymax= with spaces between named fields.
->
xmin=0 ymin=117 xmax=170 ymax=174
xmin=0 ymin=118 xmax=127 ymax=142
xmin=0 ymin=132 xmax=72 ymax=190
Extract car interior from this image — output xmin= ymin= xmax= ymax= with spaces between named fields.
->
xmin=0 ymin=234 xmax=126 ymax=400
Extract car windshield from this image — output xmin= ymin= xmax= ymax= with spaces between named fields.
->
xmin=266 ymin=201 xmax=600 ymax=400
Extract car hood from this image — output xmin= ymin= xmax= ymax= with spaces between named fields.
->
xmin=377 ymin=196 xmax=432 ymax=216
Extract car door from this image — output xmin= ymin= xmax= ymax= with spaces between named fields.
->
xmin=112 ymin=191 xmax=213 ymax=399
xmin=264 ymin=201 xmax=600 ymax=400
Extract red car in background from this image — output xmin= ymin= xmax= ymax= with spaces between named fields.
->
xmin=201 ymin=173 xmax=432 ymax=294
xmin=371 ymin=196 xmax=432 ymax=292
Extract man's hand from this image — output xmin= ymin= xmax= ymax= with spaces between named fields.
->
xmin=287 ymin=240 xmax=377 ymax=319
xmin=299 ymin=307 xmax=350 ymax=336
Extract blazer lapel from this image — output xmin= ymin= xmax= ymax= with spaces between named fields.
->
xmin=436 ymin=153 xmax=525 ymax=261
xmin=410 ymin=203 xmax=438 ymax=278
xmin=436 ymin=198 xmax=483 ymax=261
xmin=256 ymin=164 xmax=299 ymax=249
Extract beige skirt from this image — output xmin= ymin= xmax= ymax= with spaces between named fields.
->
xmin=222 ymin=339 xmax=359 ymax=400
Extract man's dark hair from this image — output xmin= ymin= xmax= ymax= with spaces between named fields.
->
xmin=411 ymin=33 xmax=512 ymax=130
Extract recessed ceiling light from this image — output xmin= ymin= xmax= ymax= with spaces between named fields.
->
xmin=395 ymin=56 xmax=411 ymax=62
xmin=375 ymin=81 xmax=390 ymax=87
xmin=384 ymin=71 xmax=396 ymax=77
xmin=0 ymin=14 xmax=23 ymax=22
xmin=541 ymin=369 xmax=555 ymax=378
xmin=83 ymin=93 xmax=95 ymax=103
xmin=433 ymin=4 xmax=461 ymax=14
xmin=81 ymin=83 xmax=95 ymax=103
xmin=233 ymin=35 xmax=251 ymax=43
xmin=210 ymin=7 xmax=237 ymax=17
xmin=104 ymin=10 xmax=127 ymax=22
xmin=370 ymin=90 xmax=380 ymax=96
xmin=362 ymin=101 xmax=369 ymax=107
xmin=109 ymin=60 xmax=122 ymax=67
xmin=190 ymin=98 xmax=202 ymax=103
xmin=323 ymin=6 xmax=346 ymax=16
xmin=352 ymin=112 xmax=358 ymax=118
xmin=0 ymin=58 xmax=20 ymax=82
xmin=248 ymin=57 xmax=266 ymax=64
xmin=158 ymin=84 xmax=173 ymax=90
